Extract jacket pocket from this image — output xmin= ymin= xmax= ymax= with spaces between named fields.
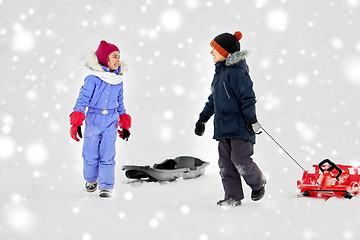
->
xmin=219 ymin=113 xmax=240 ymax=135
xmin=223 ymin=81 xmax=231 ymax=99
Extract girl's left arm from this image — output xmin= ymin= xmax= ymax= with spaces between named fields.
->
xmin=117 ymin=82 xmax=126 ymax=115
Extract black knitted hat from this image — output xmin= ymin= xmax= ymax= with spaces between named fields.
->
xmin=210 ymin=31 xmax=242 ymax=58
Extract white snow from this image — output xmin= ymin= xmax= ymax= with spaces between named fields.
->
xmin=295 ymin=121 xmax=315 ymax=141
xmin=346 ymin=0 xmax=359 ymax=7
xmin=343 ymin=56 xmax=360 ymax=85
xmin=266 ymin=9 xmax=289 ymax=32
xmin=254 ymin=0 xmax=269 ymax=9
xmin=0 ymin=136 xmax=16 ymax=159
xmin=101 ymin=14 xmax=115 ymax=26
xmin=159 ymin=9 xmax=183 ymax=32
xmin=25 ymin=143 xmax=48 ymax=166
xmin=185 ymin=0 xmax=199 ymax=9
xmin=1 ymin=0 xmax=360 ymax=239
xmin=11 ymin=23 xmax=36 ymax=53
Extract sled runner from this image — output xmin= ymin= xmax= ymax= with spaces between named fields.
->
xmin=122 ymin=156 xmax=210 ymax=182
xmin=297 ymin=159 xmax=360 ymax=199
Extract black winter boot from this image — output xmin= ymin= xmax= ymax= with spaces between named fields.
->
xmin=251 ymin=185 xmax=265 ymax=201
xmin=85 ymin=181 xmax=98 ymax=192
xmin=99 ymin=189 xmax=112 ymax=198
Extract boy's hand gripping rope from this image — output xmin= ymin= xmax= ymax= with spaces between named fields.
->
xmin=261 ymin=126 xmax=321 ymax=189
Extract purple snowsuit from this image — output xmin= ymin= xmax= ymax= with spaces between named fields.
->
xmin=73 ymin=53 xmax=127 ymax=190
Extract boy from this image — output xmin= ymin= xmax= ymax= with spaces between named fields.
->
xmin=195 ymin=31 xmax=266 ymax=206
xmin=70 ymin=40 xmax=131 ymax=198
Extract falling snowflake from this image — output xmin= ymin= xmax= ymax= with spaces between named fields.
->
xmin=82 ymin=233 xmax=92 ymax=240
xmin=342 ymin=56 xmax=360 ymax=86
xmin=164 ymin=110 xmax=174 ymax=119
xmin=185 ymin=0 xmax=199 ymax=9
xmin=159 ymin=9 xmax=182 ymax=32
xmin=266 ymin=8 xmax=289 ymax=32
xmin=5 ymin=205 xmax=36 ymax=233
xmin=123 ymin=191 xmax=134 ymax=201
xmin=11 ymin=23 xmax=35 ymax=53
xmin=295 ymin=122 xmax=315 ymax=141
xmin=0 ymin=136 xmax=16 ymax=159
xmin=25 ymin=143 xmax=48 ymax=165
xmin=180 ymin=205 xmax=190 ymax=215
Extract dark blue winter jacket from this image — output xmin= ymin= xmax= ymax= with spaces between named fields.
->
xmin=201 ymin=51 xmax=257 ymax=143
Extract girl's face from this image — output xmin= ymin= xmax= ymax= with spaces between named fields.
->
xmin=211 ymin=48 xmax=226 ymax=63
xmin=107 ymin=51 xmax=120 ymax=71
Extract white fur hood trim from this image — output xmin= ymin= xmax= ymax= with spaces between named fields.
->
xmin=85 ymin=51 xmax=128 ymax=75
xmin=226 ymin=50 xmax=248 ymax=66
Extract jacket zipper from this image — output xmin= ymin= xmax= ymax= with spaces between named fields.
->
xmin=223 ymin=81 xmax=231 ymax=99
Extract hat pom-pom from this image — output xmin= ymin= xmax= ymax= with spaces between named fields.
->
xmin=234 ymin=31 xmax=242 ymax=41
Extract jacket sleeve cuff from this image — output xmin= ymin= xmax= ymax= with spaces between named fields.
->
xmin=247 ymin=117 xmax=258 ymax=124
xmin=199 ymin=113 xmax=210 ymax=123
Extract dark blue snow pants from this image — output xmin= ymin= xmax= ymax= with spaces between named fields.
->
xmin=82 ymin=112 xmax=118 ymax=190
xmin=218 ymin=139 xmax=266 ymax=201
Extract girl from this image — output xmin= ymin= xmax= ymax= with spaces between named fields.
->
xmin=70 ymin=40 xmax=131 ymax=198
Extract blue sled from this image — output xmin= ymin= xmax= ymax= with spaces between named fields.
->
xmin=122 ymin=156 xmax=210 ymax=182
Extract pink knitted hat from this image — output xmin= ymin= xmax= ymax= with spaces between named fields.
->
xmin=95 ymin=40 xmax=120 ymax=67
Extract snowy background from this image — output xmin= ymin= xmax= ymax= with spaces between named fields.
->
xmin=1 ymin=0 xmax=360 ymax=239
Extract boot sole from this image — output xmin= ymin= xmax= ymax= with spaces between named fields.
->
xmin=251 ymin=187 xmax=265 ymax=201
xmin=85 ymin=182 xmax=98 ymax=192
xmin=99 ymin=190 xmax=112 ymax=198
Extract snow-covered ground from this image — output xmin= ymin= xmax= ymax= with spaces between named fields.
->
xmin=1 ymin=0 xmax=360 ymax=239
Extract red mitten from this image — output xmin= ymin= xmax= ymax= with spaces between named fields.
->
xmin=117 ymin=114 xmax=131 ymax=140
xmin=70 ymin=111 xmax=86 ymax=142
xmin=118 ymin=114 xmax=131 ymax=129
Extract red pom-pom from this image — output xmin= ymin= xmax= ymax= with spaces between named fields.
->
xmin=234 ymin=31 xmax=242 ymax=41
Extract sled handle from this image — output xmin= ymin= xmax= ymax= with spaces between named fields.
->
xmin=318 ymin=159 xmax=343 ymax=181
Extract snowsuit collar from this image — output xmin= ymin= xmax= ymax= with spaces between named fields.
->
xmin=85 ymin=51 xmax=128 ymax=85
xmin=88 ymin=69 xmax=123 ymax=85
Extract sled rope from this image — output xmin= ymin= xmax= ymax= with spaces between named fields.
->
xmin=125 ymin=141 xmax=135 ymax=165
xmin=261 ymin=126 xmax=321 ymax=189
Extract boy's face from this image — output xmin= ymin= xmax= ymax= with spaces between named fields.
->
xmin=211 ymin=48 xmax=226 ymax=63
xmin=107 ymin=51 xmax=120 ymax=71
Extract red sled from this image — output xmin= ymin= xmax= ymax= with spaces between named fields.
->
xmin=297 ymin=159 xmax=360 ymax=200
